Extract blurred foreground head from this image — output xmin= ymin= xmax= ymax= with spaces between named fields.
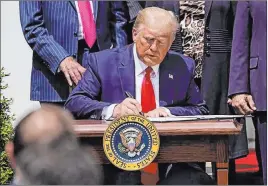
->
xmin=17 ymin=139 xmax=102 ymax=185
xmin=5 ymin=104 xmax=78 ymax=171
xmin=5 ymin=104 xmax=102 ymax=184
xmin=132 ymin=7 xmax=178 ymax=66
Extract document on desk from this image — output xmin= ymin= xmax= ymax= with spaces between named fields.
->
xmin=147 ymin=115 xmax=248 ymax=122
xmin=106 ymin=115 xmax=249 ymax=122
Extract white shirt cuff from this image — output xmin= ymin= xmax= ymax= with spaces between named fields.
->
xmin=162 ymin=107 xmax=172 ymax=116
xmin=102 ymin=104 xmax=117 ymax=120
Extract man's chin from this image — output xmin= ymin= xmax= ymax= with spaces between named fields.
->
xmin=144 ymin=58 xmax=160 ymax=66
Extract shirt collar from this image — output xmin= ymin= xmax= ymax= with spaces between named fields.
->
xmin=133 ymin=44 xmax=159 ymax=76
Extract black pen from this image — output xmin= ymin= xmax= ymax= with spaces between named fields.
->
xmin=124 ymin=91 xmax=144 ymax=116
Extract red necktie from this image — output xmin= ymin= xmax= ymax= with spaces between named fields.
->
xmin=77 ymin=1 xmax=97 ymax=48
xmin=141 ymin=67 xmax=158 ymax=180
xmin=141 ymin=67 xmax=156 ymax=112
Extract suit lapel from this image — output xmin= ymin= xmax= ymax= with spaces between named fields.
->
xmin=118 ymin=44 xmax=136 ymax=99
xmin=69 ymin=1 xmax=77 ymax=12
xmin=205 ymin=1 xmax=213 ymax=21
xmin=159 ymin=55 xmax=176 ymax=107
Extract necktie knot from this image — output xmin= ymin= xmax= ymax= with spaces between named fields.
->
xmin=145 ymin=67 xmax=153 ymax=77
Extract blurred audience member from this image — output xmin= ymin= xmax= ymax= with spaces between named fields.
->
xmin=16 ymin=138 xmax=102 ymax=185
xmin=5 ymin=105 xmax=80 ymax=185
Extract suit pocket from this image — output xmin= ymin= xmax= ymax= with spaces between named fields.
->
xmin=250 ymin=57 xmax=259 ymax=69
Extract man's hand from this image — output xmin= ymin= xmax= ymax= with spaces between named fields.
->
xmin=228 ymin=94 xmax=256 ymax=115
xmin=59 ymin=57 xmax=86 ymax=86
xmin=112 ymin=98 xmax=142 ymax=118
xmin=145 ymin=107 xmax=170 ymax=118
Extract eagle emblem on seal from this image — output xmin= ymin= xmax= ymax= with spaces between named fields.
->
xmin=118 ymin=127 xmax=146 ymax=158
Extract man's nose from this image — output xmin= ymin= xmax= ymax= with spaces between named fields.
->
xmin=150 ymin=41 xmax=158 ymax=52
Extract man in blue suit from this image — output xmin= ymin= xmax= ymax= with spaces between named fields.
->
xmin=19 ymin=1 xmax=129 ymax=106
xmin=65 ymin=7 xmax=212 ymax=185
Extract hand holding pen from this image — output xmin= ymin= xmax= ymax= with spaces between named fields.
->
xmin=111 ymin=91 xmax=144 ymax=118
xmin=125 ymin=91 xmax=144 ymax=116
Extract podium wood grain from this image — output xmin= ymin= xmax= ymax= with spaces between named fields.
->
xmin=74 ymin=119 xmax=242 ymax=185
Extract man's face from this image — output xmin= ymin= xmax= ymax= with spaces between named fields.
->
xmin=132 ymin=26 xmax=174 ymax=66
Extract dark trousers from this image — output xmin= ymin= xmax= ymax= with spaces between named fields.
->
xmin=102 ymin=163 xmax=209 ymax=185
xmin=158 ymin=163 xmax=215 ymax=185
xmin=253 ymin=112 xmax=267 ymax=185
xmin=102 ymin=164 xmax=142 ymax=185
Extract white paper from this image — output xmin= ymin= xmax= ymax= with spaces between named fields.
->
xmin=105 ymin=115 xmax=250 ymax=122
xmin=147 ymin=117 xmax=198 ymax=122
xmin=147 ymin=115 xmax=248 ymax=122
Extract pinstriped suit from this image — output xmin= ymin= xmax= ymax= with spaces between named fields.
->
xmin=19 ymin=1 xmax=129 ymax=103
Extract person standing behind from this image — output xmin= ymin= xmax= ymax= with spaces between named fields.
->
xmin=19 ymin=1 xmax=129 ymax=107
xmin=228 ymin=1 xmax=267 ymax=184
xmin=125 ymin=1 xmax=146 ymax=43
xmin=145 ymin=1 xmax=249 ymax=183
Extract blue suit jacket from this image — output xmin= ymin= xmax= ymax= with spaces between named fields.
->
xmin=19 ymin=1 xmax=129 ymax=102
xmin=228 ymin=1 xmax=267 ymax=111
xmin=65 ymin=44 xmax=209 ymax=119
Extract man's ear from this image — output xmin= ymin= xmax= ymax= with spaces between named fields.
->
xmin=132 ymin=28 xmax=139 ymax=42
xmin=5 ymin=141 xmax=16 ymax=169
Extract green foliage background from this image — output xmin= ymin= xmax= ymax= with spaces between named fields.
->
xmin=0 ymin=67 xmax=15 ymax=184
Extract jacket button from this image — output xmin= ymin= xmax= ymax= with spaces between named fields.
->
xmin=74 ymin=32 xmax=78 ymax=37
xmin=205 ymin=27 xmax=210 ymax=32
xmin=206 ymin=35 xmax=211 ymax=40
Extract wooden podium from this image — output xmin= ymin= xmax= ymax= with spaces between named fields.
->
xmin=74 ymin=119 xmax=243 ymax=185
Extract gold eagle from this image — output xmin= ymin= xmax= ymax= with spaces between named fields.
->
xmin=119 ymin=131 xmax=143 ymax=152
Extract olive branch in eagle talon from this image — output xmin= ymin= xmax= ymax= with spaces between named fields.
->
xmin=118 ymin=130 xmax=145 ymax=157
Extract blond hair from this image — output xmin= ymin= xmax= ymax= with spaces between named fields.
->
xmin=133 ymin=7 xmax=179 ymax=38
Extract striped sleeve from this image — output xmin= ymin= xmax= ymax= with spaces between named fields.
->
xmin=19 ymin=1 xmax=70 ymax=74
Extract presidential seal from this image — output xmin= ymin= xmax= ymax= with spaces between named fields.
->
xmin=103 ymin=115 xmax=160 ymax=171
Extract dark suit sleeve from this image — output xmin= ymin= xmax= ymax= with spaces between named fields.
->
xmin=228 ymin=2 xmax=250 ymax=97
xmin=145 ymin=1 xmax=158 ymax=8
xmin=19 ymin=1 xmax=70 ymax=74
xmin=110 ymin=1 xmax=129 ymax=47
xmin=126 ymin=1 xmax=143 ymax=22
xmin=64 ymin=52 xmax=112 ymax=119
xmin=166 ymin=58 xmax=209 ymax=116
xmin=231 ymin=1 xmax=237 ymax=16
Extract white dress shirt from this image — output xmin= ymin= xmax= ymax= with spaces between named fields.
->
xmin=102 ymin=44 xmax=171 ymax=119
xmin=75 ymin=1 xmax=94 ymax=40
xmin=133 ymin=44 xmax=160 ymax=107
